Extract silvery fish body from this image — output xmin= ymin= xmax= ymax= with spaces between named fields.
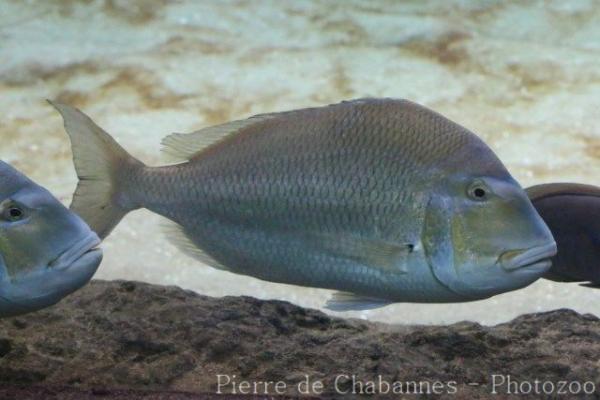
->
xmin=52 ymin=98 xmax=556 ymax=310
xmin=0 ymin=161 xmax=102 ymax=317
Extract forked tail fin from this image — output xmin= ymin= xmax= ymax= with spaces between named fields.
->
xmin=49 ymin=101 xmax=145 ymax=239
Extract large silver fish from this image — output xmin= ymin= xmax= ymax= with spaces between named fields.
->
xmin=527 ymin=183 xmax=600 ymax=287
xmin=51 ymin=98 xmax=556 ymax=310
xmin=0 ymin=161 xmax=102 ymax=317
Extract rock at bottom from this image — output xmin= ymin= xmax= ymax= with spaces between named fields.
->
xmin=0 ymin=280 xmax=598 ymax=399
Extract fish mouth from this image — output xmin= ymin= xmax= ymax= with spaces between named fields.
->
xmin=499 ymin=242 xmax=557 ymax=272
xmin=48 ymin=232 xmax=102 ymax=271
xmin=0 ymin=232 xmax=102 ymax=317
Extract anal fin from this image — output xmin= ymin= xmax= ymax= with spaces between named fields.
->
xmin=325 ymin=291 xmax=392 ymax=311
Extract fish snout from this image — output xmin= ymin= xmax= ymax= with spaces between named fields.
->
xmin=499 ymin=242 xmax=557 ymax=271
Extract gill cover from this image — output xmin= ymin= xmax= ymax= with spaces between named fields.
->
xmin=422 ymin=195 xmax=477 ymax=299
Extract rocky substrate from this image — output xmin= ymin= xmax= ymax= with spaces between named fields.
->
xmin=0 ymin=280 xmax=598 ymax=399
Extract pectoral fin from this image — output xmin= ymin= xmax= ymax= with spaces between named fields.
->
xmin=325 ymin=291 xmax=392 ymax=311
xmin=312 ymin=232 xmax=413 ymax=274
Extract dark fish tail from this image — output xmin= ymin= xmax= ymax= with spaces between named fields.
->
xmin=49 ymin=101 xmax=144 ymax=239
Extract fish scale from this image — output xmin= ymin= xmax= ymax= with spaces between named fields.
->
xmin=186 ymin=104 xmax=418 ymax=230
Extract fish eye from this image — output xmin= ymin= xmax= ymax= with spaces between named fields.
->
xmin=8 ymin=207 xmax=23 ymax=219
xmin=467 ymin=182 xmax=489 ymax=201
xmin=2 ymin=203 xmax=26 ymax=222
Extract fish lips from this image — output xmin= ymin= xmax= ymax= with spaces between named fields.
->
xmin=48 ymin=232 xmax=102 ymax=271
xmin=499 ymin=242 xmax=557 ymax=273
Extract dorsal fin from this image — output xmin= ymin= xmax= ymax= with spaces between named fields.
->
xmin=160 ymin=99 xmax=410 ymax=162
xmin=161 ymin=115 xmax=275 ymax=162
xmin=526 ymin=183 xmax=600 ymax=201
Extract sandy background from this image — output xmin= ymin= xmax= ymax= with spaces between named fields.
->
xmin=0 ymin=0 xmax=598 ymax=324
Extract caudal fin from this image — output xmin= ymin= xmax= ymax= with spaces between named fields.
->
xmin=49 ymin=101 xmax=144 ymax=239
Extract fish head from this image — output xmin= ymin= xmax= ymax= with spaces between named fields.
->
xmin=0 ymin=162 xmax=102 ymax=317
xmin=423 ymin=174 xmax=556 ymax=299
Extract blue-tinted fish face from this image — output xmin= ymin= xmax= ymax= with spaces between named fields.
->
xmin=424 ymin=175 xmax=556 ymax=299
xmin=0 ymin=163 xmax=102 ymax=317
xmin=453 ymin=176 xmax=556 ymax=296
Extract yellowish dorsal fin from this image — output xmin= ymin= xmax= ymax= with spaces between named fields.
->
xmin=161 ymin=114 xmax=275 ymax=162
xmin=162 ymin=220 xmax=232 ymax=272
xmin=312 ymin=232 xmax=413 ymax=274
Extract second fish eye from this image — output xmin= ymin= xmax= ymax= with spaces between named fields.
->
xmin=474 ymin=188 xmax=486 ymax=198
xmin=3 ymin=204 xmax=25 ymax=221
xmin=467 ymin=183 xmax=489 ymax=201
